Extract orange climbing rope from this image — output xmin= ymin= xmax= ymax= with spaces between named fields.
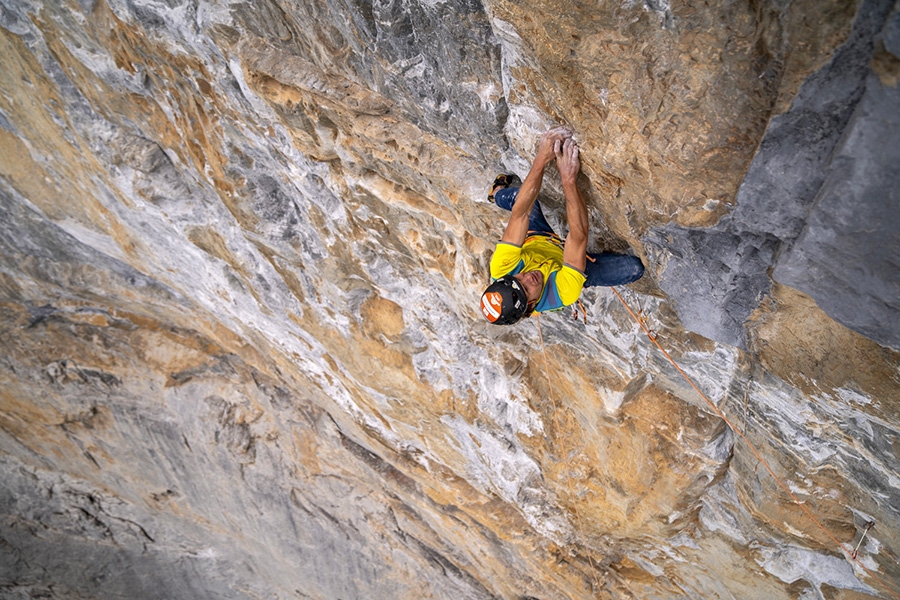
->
xmin=606 ymin=286 xmax=900 ymax=599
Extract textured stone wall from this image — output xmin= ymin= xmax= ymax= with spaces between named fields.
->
xmin=1 ymin=0 xmax=899 ymax=599
xmin=645 ymin=0 xmax=900 ymax=350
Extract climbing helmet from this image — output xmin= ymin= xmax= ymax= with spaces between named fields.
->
xmin=480 ymin=275 xmax=529 ymax=325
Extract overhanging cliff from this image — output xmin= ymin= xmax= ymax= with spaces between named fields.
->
xmin=1 ymin=0 xmax=899 ymax=598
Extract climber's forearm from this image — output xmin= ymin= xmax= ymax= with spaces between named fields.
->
xmin=500 ymin=129 xmax=569 ymax=245
xmin=500 ymin=161 xmax=547 ymax=245
xmin=562 ymin=181 xmax=588 ymax=272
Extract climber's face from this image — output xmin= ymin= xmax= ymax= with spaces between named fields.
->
xmin=513 ymin=270 xmax=543 ymax=303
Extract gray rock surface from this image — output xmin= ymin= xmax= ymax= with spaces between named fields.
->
xmin=0 ymin=0 xmax=899 ymax=598
xmin=774 ymin=69 xmax=900 ymax=348
xmin=645 ymin=0 xmax=900 ymax=349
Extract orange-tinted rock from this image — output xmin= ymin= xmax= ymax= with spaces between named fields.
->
xmin=0 ymin=0 xmax=898 ymax=598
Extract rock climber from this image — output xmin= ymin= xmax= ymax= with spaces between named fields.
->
xmin=480 ymin=127 xmax=645 ymax=325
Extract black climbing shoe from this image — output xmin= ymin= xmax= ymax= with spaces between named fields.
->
xmin=488 ymin=174 xmax=519 ymax=203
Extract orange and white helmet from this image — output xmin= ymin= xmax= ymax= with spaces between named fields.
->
xmin=480 ymin=275 xmax=529 ymax=325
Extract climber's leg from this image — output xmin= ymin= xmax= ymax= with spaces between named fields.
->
xmin=584 ymin=253 xmax=644 ymax=287
xmin=493 ymin=186 xmax=556 ymax=236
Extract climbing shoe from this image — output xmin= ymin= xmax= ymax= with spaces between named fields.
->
xmin=488 ymin=174 xmax=519 ymax=203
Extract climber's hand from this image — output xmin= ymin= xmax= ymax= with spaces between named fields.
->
xmin=556 ymin=138 xmax=580 ymax=186
xmin=535 ymin=127 xmax=571 ymax=169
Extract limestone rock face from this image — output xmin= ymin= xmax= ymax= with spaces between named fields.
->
xmin=1 ymin=0 xmax=898 ymax=599
xmin=645 ymin=0 xmax=900 ymax=349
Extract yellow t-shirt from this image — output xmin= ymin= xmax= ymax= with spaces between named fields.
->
xmin=489 ymin=234 xmax=586 ymax=312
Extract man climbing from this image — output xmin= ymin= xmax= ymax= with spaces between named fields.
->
xmin=480 ymin=127 xmax=644 ymax=325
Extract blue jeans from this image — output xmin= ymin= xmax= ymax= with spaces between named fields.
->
xmin=493 ymin=186 xmax=644 ymax=287
xmin=493 ymin=186 xmax=555 ymax=235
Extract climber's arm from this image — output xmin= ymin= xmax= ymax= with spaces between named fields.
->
xmin=559 ymin=139 xmax=588 ymax=272
xmin=500 ymin=128 xmax=570 ymax=246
